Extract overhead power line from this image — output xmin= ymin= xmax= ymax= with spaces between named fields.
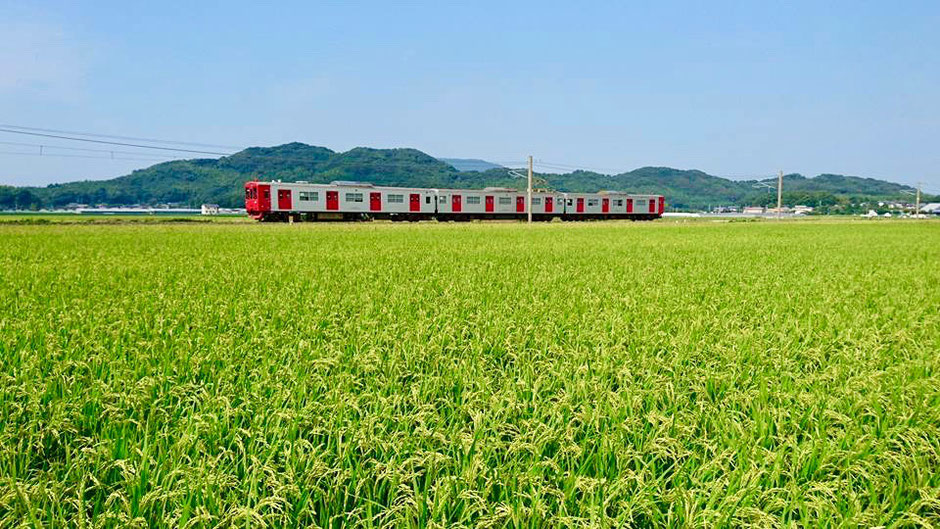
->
xmin=537 ymin=160 xmax=624 ymax=173
xmin=0 ymin=149 xmax=185 ymax=162
xmin=0 ymin=125 xmax=355 ymax=168
xmin=0 ymin=124 xmax=241 ymax=150
xmin=0 ymin=140 xmax=189 ymax=159
xmin=0 ymin=128 xmax=233 ymax=156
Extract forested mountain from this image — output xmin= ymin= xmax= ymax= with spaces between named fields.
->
xmin=0 ymin=143 xmax=929 ymax=211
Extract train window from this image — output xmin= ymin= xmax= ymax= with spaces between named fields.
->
xmin=299 ymin=191 xmax=318 ymax=201
xmin=245 ymin=189 xmax=251 ymax=200
xmin=345 ymin=193 xmax=363 ymax=203
xmin=263 ymin=189 xmax=270 ymax=199
xmin=532 ymin=197 xmax=541 ymax=205
xmin=498 ymin=197 xmax=512 ymax=205
xmin=439 ymin=195 xmax=447 ymax=202
xmin=387 ymin=194 xmax=404 ymax=203
xmin=613 ymin=199 xmax=623 ymax=206
xmin=587 ymin=199 xmax=599 ymax=206
xmin=567 ymin=199 xmax=573 ymax=206
xmin=426 ymin=196 xmax=431 ymax=204
xmin=466 ymin=196 xmax=481 ymax=205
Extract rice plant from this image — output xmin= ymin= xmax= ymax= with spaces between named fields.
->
xmin=0 ymin=219 xmax=938 ymax=527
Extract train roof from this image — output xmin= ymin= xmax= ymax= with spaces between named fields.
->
xmin=435 ymin=187 xmax=559 ymax=194
xmin=250 ymin=180 xmax=661 ymax=197
xmin=254 ymin=181 xmax=434 ymax=192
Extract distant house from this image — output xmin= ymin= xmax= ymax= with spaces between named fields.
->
xmin=742 ymin=206 xmax=765 ymax=215
xmin=920 ymin=203 xmax=940 ymax=215
xmin=793 ymin=205 xmax=814 ymax=215
xmin=201 ymin=204 xmax=220 ymax=215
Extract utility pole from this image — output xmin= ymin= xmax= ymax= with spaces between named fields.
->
xmin=527 ymin=155 xmax=533 ymax=223
xmin=777 ymin=170 xmax=783 ymax=218
xmin=915 ymin=182 xmax=922 ymax=218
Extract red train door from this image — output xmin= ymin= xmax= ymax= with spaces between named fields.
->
xmin=658 ymin=196 xmax=665 ymax=214
xmin=452 ymin=194 xmax=462 ymax=212
xmin=326 ymin=191 xmax=339 ymax=210
xmin=370 ymin=192 xmax=381 ymax=211
xmin=516 ymin=196 xmax=525 ymax=212
xmin=545 ymin=196 xmax=553 ymax=213
xmin=277 ymin=189 xmax=292 ymax=210
xmin=626 ymin=198 xmax=633 ymax=213
xmin=602 ymin=198 xmax=609 ymax=213
xmin=409 ymin=193 xmax=420 ymax=212
xmin=576 ymin=197 xmax=584 ymax=213
xmin=649 ymin=199 xmax=656 ymax=213
xmin=485 ymin=196 xmax=494 ymax=212
xmin=258 ymin=184 xmax=271 ymax=211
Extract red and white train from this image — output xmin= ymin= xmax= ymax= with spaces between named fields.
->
xmin=244 ymin=180 xmax=664 ymax=221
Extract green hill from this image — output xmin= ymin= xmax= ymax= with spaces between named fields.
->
xmin=0 ymin=143 xmax=930 ymax=211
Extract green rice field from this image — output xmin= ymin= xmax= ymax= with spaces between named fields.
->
xmin=1 ymin=219 xmax=938 ymax=527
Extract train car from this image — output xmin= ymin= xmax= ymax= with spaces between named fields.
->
xmin=245 ymin=180 xmax=435 ymax=221
xmin=561 ymin=192 xmax=605 ymax=217
xmin=246 ymin=179 xmax=664 ymax=221
xmin=559 ymin=191 xmax=665 ymax=220
xmin=629 ymin=194 xmax=665 ymax=217
xmin=607 ymin=192 xmax=665 ymax=218
xmin=435 ymin=187 xmax=564 ymax=220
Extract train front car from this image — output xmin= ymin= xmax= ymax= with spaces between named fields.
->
xmin=246 ymin=180 xmax=437 ymax=221
xmin=244 ymin=180 xmax=305 ymax=222
xmin=245 ymin=180 xmax=301 ymax=221
xmin=244 ymin=181 xmax=272 ymax=220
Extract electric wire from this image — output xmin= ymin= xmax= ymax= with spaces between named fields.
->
xmin=0 ymin=140 xmax=189 ymax=160
xmin=0 ymin=128 xmax=233 ymax=156
xmin=0 ymin=150 xmax=185 ymax=162
xmin=0 ymin=124 xmax=241 ymax=149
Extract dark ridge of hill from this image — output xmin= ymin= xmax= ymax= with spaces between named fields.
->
xmin=773 ymin=173 xmax=915 ymax=195
xmin=0 ymin=143 xmax=929 ymax=211
xmin=439 ymin=158 xmax=504 ymax=172
xmin=319 ymin=147 xmax=460 ymax=187
xmin=218 ymin=142 xmax=335 ymax=174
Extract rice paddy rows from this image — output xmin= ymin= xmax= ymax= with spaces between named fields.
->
xmin=1 ymin=220 xmax=938 ymax=527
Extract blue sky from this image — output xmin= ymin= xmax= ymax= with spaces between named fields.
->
xmin=1 ymin=1 xmax=938 ymax=190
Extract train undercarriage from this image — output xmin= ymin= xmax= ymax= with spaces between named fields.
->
xmin=257 ymin=212 xmax=657 ymax=222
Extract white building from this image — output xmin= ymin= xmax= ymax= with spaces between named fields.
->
xmin=920 ymin=203 xmax=940 ymax=215
xmin=201 ymin=204 xmax=220 ymax=215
